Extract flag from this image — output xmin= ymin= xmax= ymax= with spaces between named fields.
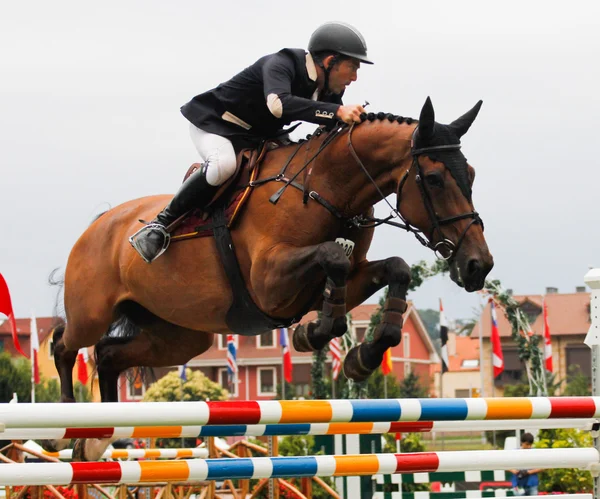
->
xmin=0 ymin=273 xmax=27 ymax=357
xmin=76 ymin=347 xmax=89 ymax=385
xmin=490 ymin=300 xmax=504 ymax=378
xmin=439 ymin=299 xmax=449 ymax=373
xmin=279 ymin=328 xmax=293 ymax=383
xmin=330 ymin=336 xmax=342 ymax=380
xmin=30 ymin=315 xmax=40 ymax=385
xmin=179 ymin=364 xmax=188 ymax=382
xmin=381 ymin=348 xmax=393 ymax=375
xmin=226 ymin=334 xmax=238 ymax=386
xmin=543 ymin=298 xmax=553 ymax=372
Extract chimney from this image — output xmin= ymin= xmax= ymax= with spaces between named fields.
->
xmin=546 ymin=287 xmax=558 ymax=294
xmin=576 ymin=286 xmax=586 ymax=293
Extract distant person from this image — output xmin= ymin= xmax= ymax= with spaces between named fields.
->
xmin=129 ymin=21 xmax=372 ymax=263
xmin=509 ymin=432 xmax=542 ymax=496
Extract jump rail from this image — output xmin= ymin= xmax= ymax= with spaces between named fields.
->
xmin=1 ymin=448 xmax=597 ymax=486
xmin=0 ymin=397 xmax=599 ymax=428
xmin=42 ymin=447 xmax=209 ymax=460
xmin=2 ymin=418 xmax=598 ymax=439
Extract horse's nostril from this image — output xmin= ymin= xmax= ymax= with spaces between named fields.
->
xmin=467 ymin=259 xmax=481 ymax=277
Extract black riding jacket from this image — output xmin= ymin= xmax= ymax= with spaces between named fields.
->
xmin=181 ymin=48 xmax=343 ymax=150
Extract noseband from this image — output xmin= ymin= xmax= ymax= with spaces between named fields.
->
xmin=347 ymin=125 xmax=484 ymax=263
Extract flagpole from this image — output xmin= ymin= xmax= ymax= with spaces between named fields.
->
xmin=478 ymin=299 xmax=485 ymax=398
xmin=281 ymin=361 xmax=285 ymax=401
xmin=30 ymin=312 xmax=37 ymax=404
xmin=30 ymin=350 xmax=35 ymax=404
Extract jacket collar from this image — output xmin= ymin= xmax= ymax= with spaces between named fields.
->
xmin=305 ymin=52 xmax=318 ymax=82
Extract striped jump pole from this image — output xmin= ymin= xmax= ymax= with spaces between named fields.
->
xmin=42 ymin=448 xmax=209 ymax=460
xmin=0 ymin=448 xmax=597 ymax=486
xmin=2 ymin=418 xmax=597 ymax=440
xmin=0 ymin=397 xmax=599 ymax=428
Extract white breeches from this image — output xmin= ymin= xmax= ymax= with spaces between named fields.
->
xmin=189 ymin=124 xmax=237 ymax=186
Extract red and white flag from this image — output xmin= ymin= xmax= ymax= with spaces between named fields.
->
xmin=330 ymin=336 xmax=342 ymax=380
xmin=490 ymin=300 xmax=504 ymax=378
xmin=77 ymin=347 xmax=89 ymax=385
xmin=0 ymin=273 xmax=27 ymax=357
xmin=30 ymin=314 xmax=40 ymax=385
xmin=543 ymin=298 xmax=553 ymax=372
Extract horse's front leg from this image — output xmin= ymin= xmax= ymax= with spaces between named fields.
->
xmin=342 ymin=256 xmax=411 ymax=382
xmin=289 ymin=241 xmax=351 ymax=352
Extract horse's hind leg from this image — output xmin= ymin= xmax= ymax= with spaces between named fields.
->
xmin=39 ymin=324 xmax=81 ymax=452
xmin=73 ymin=321 xmax=214 ymax=461
xmin=342 ymin=256 xmax=411 ymax=381
xmin=291 ymin=241 xmax=351 ymax=352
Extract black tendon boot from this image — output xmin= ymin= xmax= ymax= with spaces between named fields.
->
xmin=129 ymin=164 xmax=219 ymax=263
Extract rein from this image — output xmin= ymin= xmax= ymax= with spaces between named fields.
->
xmin=248 ymin=120 xmax=483 ymax=263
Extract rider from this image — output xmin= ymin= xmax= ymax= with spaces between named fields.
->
xmin=129 ymin=21 xmax=373 ymax=263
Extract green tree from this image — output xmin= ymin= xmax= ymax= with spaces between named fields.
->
xmin=535 ymin=428 xmax=593 ymax=493
xmin=0 ymin=353 xmax=30 ymax=402
xmin=366 ymin=369 xmax=401 ymax=399
xmin=563 ymin=365 xmax=591 ymax=396
xmin=398 ymin=371 xmax=427 ymax=398
xmin=143 ymin=368 xmax=228 ymax=403
xmin=0 ymin=352 xmax=89 ymax=403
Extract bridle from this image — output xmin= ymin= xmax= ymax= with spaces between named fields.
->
xmin=347 ymin=124 xmax=484 ymax=263
xmin=251 ymin=121 xmax=484 ymax=264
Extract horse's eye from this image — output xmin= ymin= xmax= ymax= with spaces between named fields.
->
xmin=425 ymin=173 xmax=444 ymax=188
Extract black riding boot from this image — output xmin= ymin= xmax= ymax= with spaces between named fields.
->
xmin=129 ymin=164 xmax=219 ymax=263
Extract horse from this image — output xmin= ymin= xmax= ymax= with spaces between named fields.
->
xmin=45 ymin=97 xmax=493 ymax=459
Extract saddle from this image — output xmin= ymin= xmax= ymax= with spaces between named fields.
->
xmin=170 ymin=142 xmax=274 ymax=243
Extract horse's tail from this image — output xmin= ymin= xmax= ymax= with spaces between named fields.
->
xmin=96 ymin=313 xmax=156 ymax=388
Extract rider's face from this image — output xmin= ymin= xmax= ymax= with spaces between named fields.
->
xmin=327 ymin=57 xmax=360 ymax=94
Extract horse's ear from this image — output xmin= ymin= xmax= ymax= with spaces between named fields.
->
xmin=418 ymin=97 xmax=435 ymax=142
xmin=448 ymin=100 xmax=483 ymax=138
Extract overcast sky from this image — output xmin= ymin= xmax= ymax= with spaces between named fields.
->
xmin=1 ymin=0 xmax=598 ymax=326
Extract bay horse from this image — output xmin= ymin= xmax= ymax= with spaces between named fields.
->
xmin=45 ymin=97 xmax=493 ymax=459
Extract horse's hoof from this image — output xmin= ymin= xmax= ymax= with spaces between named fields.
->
xmin=39 ymin=439 xmax=71 ymax=453
xmin=292 ymin=324 xmax=315 ymax=352
xmin=343 ymin=346 xmax=374 ymax=382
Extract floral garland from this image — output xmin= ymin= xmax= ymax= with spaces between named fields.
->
xmin=410 ymin=260 xmax=547 ymax=396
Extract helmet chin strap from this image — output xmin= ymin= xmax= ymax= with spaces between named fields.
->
xmin=317 ymin=54 xmax=339 ymax=96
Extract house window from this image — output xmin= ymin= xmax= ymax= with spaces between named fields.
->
xmin=0 ymin=339 xmax=4 ymax=352
xmin=258 ymin=367 xmax=277 ymax=395
xmin=403 ymin=362 xmax=411 ymax=377
xmin=257 ymin=331 xmax=276 ymax=348
xmin=403 ymin=332 xmax=410 ymax=358
xmin=461 ymin=359 xmax=479 ymax=369
xmin=218 ymin=367 xmax=238 ymax=397
xmin=48 ymin=339 xmax=54 ymax=358
xmin=496 ymin=347 xmax=524 ymax=385
xmin=294 ymin=384 xmax=311 ymax=398
xmin=127 ymin=371 xmax=145 ymax=400
xmin=218 ymin=334 xmax=237 ymax=350
xmin=566 ymin=345 xmax=591 ymax=381
xmin=455 ymin=389 xmax=470 ymax=398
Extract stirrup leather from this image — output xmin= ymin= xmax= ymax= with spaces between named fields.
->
xmin=128 ymin=223 xmax=171 ymax=263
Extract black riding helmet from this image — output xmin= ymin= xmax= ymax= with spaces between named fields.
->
xmin=308 ymin=22 xmax=374 ymax=65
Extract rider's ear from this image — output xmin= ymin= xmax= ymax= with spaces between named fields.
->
xmin=448 ymin=100 xmax=483 ymax=138
xmin=418 ymin=96 xmax=435 ymax=142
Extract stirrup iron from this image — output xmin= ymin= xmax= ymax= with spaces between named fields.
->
xmin=128 ymin=223 xmax=171 ymax=263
